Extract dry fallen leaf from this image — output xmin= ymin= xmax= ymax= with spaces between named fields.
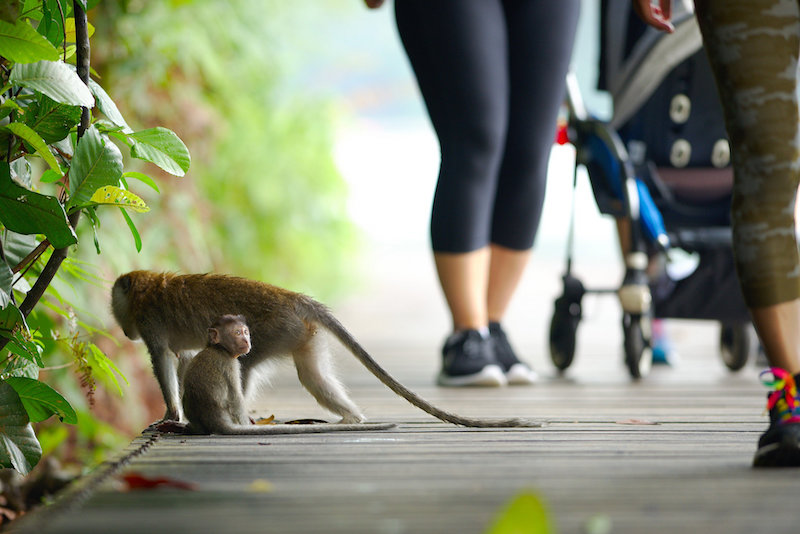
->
xmin=285 ymin=418 xmax=329 ymax=425
xmin=254 ymin=415 xmax=276 ymax=425
xmin=247 ymin=479 xmax=274 ymax=493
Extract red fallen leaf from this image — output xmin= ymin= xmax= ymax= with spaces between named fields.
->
xmin=121 ymin=472 xmax=196 ymax=491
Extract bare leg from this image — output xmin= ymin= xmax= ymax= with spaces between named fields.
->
xmin=487 ymin=244 xmax=531 ymax=323
xmin=750 ymin=301 xmax=800 ymax=375
xmin=434 ymin=248 xmax=490 ymax=331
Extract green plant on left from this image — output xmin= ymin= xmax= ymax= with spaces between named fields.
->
xmin=0 ymin=0 xmax=190 ymax=475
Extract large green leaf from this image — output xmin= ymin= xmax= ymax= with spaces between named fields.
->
xmin=0 ymin=163 xmax=77 ymax=248
xmin=3 ymin=122 xmax=62 ymax=174
xmin=88 ymin=79 xmax=131 ymax=133
xmin=22 ymin=93 xmax=82 ymax=144
xmin=0 ymin=19 xmax=59 ymax=63
xmin=0 ymin=381 xmax=42 ymax=475
xmin=129 ymin=127 xmax=190 ymax=177
xmin=9 ymin=60 xmax=94 ymax=108
xmin=67 ymin=126 xmax=123 ymax=212
xmin=6 ymin=377 xmax=77 ymax=424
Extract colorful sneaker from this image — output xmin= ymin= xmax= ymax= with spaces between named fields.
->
xmin=651 ymin=319 xmax=679 ymax=366
xmin=489 ymin=322 xmax=538 ymax=385
xmin=437 ymin=329 xmax=506 ymax=387
xmin=753 ymin=368 xmax=800 ymax=467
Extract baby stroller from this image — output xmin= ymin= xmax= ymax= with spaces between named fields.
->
xmin=549 ymin=0 xmax=757 ymax=378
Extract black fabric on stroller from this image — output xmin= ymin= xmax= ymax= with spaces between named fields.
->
xmin=598 ymin=0 xmax=748 ymax=322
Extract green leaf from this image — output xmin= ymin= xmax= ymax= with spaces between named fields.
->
xmin=67 ymin=126 xmax=123 ymax=212
xmin=0 ymin=381 xmax=42 ymax=475
xmin=486 ymin=491 xmax=554 ymax=534
xmin=86 ymin=344 xmax=127 ymax=396
xmin=123 ymin=171 xmax=160 ymax=193
xmin=0 ymin=19 xmax=59 ymax=63
xmin=3 ymin=122 xmax=62 ymax=174
xmin=0 ymin=163 xmax=77 ymax=248
xmin=120 ymin=208 xmax=142 ymax=252
xmin=9 ymin=60 xmax=94 ymax=108
xmin=0 ymin=230 xmax=38 ymax=268
xmin=22 ymin=93 xmax=82 ymax=144
xmin=39 ymin=168 xmax=63 ymax=183
xmin=5 ymin=332 xmax=43 ymax=368
xmin=89 ymin=185 xmax=149 ymax=212
xmin=129 ymin=127 xmax=191 ymax=177
xmin=0 ymin=302 xmax=24 ymax=338
xmin=0 ymin=99 xmax=23 ymax=121
xmin=6 ymin=377 xmax=77 ymax=424
xmin=87 ymin=78 xmax=131 ymax=133
xmin=0 ymin=259 xmax=11 ymax=309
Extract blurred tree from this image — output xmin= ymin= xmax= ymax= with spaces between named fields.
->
xmin=89 ymin=0 xmax=357 ymax=296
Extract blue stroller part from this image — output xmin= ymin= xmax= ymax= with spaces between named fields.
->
xmin=548 ymin=2 xmax=756 ymax=379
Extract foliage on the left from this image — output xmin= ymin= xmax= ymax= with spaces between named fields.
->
xmin=0 ymin=0 xmax=190 ymax=475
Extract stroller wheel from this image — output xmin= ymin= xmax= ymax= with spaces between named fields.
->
xmin=549 ymin=294 xmax=582 ymax=373
xmin=719 ymin=323 xmax=752 ymax=372
xmin=623 ymin=313 xmax=652 ymax=379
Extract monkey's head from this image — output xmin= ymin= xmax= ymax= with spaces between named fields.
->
xmin=208 ymin=314 xmax=251 ymax=357
xmin=110 ymin=273 xmax=140 ymax=340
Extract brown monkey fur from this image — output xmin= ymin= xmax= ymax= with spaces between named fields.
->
xmin=111 ymin=270 xmax=538 ymax=428
xmin=181 ymin=314 xmax=392 ymax=435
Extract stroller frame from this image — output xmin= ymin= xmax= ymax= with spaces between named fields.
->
xmin=548 ymin=73 xmax=756 ymax=379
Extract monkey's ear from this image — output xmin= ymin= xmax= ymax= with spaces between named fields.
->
xmin=208 ymin=327 xmax=219 ymax=345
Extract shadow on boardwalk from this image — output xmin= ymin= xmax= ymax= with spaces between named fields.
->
xmin=12 ymin=242 xmax=795 ymax=534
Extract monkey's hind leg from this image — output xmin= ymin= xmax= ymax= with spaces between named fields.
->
xmin=292 ymin=332 xmax=365 ymax=424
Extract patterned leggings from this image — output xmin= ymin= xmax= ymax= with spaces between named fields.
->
xmin=695 ymin=0 xmax=800 ymax=307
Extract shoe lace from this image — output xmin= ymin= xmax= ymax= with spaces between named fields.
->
xmin=760 ymin=368 xmax=800 ymax=424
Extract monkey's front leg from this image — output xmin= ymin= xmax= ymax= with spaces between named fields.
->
xmin=145 ymin=340 xmax=184 ymax=422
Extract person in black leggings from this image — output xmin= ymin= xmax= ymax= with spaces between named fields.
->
xmin=367 ymin=0 xmax=580 ymax=386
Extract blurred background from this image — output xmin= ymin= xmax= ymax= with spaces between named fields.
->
xmin=37 ymin=0 xmax=632 ymax=467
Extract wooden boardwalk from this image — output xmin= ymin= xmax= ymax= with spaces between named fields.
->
xmin=12 ymin=249 xmax=800 ymax=534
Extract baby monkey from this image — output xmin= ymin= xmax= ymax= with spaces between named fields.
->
xmin=182 ymin=315 xmax=392 ymax=435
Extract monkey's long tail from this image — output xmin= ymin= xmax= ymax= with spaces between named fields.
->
xmin=313 ymin=307 xmax=542 ymax=428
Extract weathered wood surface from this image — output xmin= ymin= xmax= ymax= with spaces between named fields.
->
xmin=12 ymin=253 xmax=797 ymax=534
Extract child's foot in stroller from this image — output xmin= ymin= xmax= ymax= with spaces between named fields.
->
xmin=489 ymin=322 xmax=538 ymax=385
xmin=437 ymin=329 xmax=506 ymax=387
xmin=651 ymin=319 xmax=679 ymax=366
xmin=753 ymin=368 xmax=800 ymax=467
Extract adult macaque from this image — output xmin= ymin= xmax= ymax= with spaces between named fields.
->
xmin=182 ymin=315 xmax=391 ymax=434
xmin=111 ymin=271 xmax=537 ymax=428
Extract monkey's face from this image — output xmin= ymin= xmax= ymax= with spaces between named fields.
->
xmin=110 ymin=276 xmax=140 ymax=340
xmin=233 ymin=325 xmax=251 ymax=357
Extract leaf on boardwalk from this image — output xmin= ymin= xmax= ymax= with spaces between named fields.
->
xmin=615 ymin=419 xmax=658 ymax=425
xmin=284 ymin=418 xmax=329 ymax=425
xmin=247 ymin=479 xmax=274 ymax=493
xmin=121 ymin=472 xmax=195 ymax=491
xmin=485 ymin=490 xmax=554 ymax=534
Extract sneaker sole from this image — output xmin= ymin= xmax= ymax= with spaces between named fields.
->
xmin=437 ymin=365 xmax=507 ymax=387
xmin=506 ymin=364 xmax=538 ymax=385
xmin=753 ymin=442 xmax=800 ymax=468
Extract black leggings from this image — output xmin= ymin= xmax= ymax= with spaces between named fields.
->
xmin=395 ymin=0 xmax=580 ymax=253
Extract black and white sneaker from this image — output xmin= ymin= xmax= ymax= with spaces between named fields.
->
xmin=489 ymin=322 xmax=538 ymax=385
xmin=753 ymin=368 xmax=800 ymax=467
xmin=437 ymin=329 xmax=506 ymax=387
